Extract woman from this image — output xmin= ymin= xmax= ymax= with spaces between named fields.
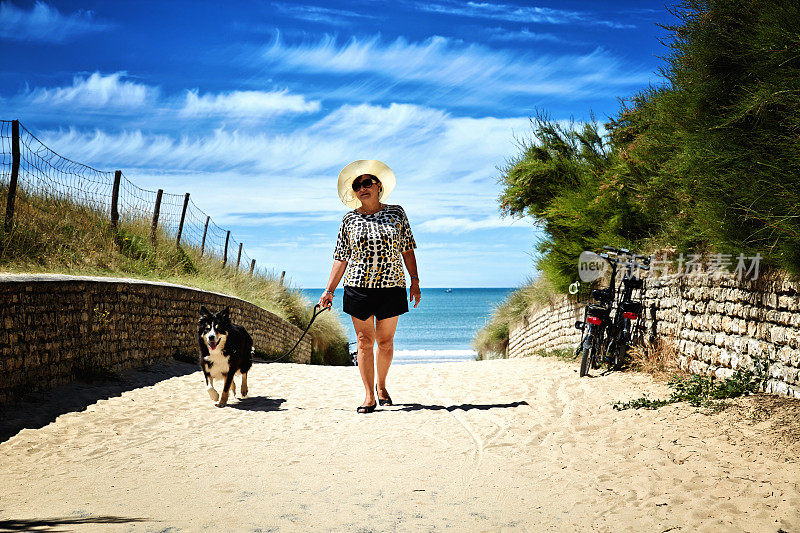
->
xmin=318 ymin=160 xmax=421 ymax=413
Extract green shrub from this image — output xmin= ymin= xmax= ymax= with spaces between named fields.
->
xmin=532 ymin=348 xmax=576 ymax=362
xmin=115 ymin=227 xmax=155 ymax=262
xmin=613 ymin=359 xmax=768 ymax=410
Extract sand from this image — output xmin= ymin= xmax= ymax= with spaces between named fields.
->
xmin=1 ymin=356 xmax=798 ymax=532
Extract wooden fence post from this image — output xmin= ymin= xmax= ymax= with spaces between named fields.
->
xmin=150 ymin=189 xmax=163 ymax=245
xmin=176 ymin=193 xmax=190 ymax=248
xmin=279 ymin=271 xmax=285 ymax=285
xmin=200 ymin=215 xmax=210 ymax=256
xmin=249 ymin=259 xmax=256 ymax=275
xmin=110 ymin=170 xmax=121 ymax=232
xmin=222 ymin=230 xmax=230 ymax=267
xmin=4 ymin=120 xmax=20 ymax=233
xmin=236 ymin=243 xmax=242 ymax=270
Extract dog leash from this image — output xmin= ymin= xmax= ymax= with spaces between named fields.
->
xmin=253 ymin=304 xmax=329 ymax=364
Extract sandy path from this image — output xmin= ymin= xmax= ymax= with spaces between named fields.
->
xmin=1 ymin=357 xmax=798 ymax=532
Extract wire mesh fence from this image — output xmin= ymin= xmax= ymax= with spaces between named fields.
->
xmin=0 ymin=119 xmax=261 ymax=274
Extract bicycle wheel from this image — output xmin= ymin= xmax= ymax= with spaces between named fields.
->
xmin=611 ymin=343 xmax=624 ymax=370
xmin=580 ymin=327 xmax=594 ymax=377
xmin=589 ymin=329 xmax=603 ymax=370
xmin=614 ymin=322 xmax=632 ymax=370
xmin=580 ymin=343 xmax=592 ymax=377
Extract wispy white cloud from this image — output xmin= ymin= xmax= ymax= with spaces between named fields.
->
xmin=28 ymin=100 xmax=543 ymax=286
xmin=36 ymin=102 xmax=532 ymax=219
xmin=35 ymin=102 xmax=452 ymax=175
xmin=213 ymin=212 xmax=342 ymax=226
xmin=9 ymin=73 xmax=323 ymax=124
xmin=272 ymin=3 xmax=378 ymax=26
xmin=247 ymin=240 xmax=330 ymax=249
xmin=38 ymin=128 xmax=279 ymax=173
xmin=486 ymin=27 xmax=561 ymax=43
xmin=179 ymin=89 xmax=321 ymax=117
xmin=28 ymin=72 xmax=157 ymax=109
xmin=415 ymin=1 xmax=635 ymax=29
xmin=417 ymin=1 xmax=581 ymax=24
xmin=311 ymin=102 xmax=449 ymax=146
xmin=419 ymin=241 xmax=513 ymax=250
xmin=0 ymin=1 xmax=113 ymax=43
xmin=417 ymin=215 xmax=528 ymax=233
xmin=259 ymin=34 xmax=651 ymax=100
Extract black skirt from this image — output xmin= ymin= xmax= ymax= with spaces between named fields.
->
xmin=342 ymin=286 xmax=409 ymax=321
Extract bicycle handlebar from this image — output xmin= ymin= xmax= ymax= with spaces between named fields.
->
xmin=603 ymin=245 xmax=632 ymax=255
xmin=601 ymin=246 xmax=652 ymax=265
xmin=598 ymin=252 xmax=618 ymax=266
xmin=595 ymin=253 xmax=651 ymax=276
xmin=599 ymin=252 xmax=649 ymax=270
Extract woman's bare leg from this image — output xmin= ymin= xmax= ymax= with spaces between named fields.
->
xmin=375 ymin=315 xmax=399 ymax=400
xmin=352 ymin=315 xmax=377 ymax=407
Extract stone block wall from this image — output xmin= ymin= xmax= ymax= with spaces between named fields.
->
xmin=508 ymin=274 xmax=800 ymax=397
xmin=507 ymin=298 xmax=582 ymax=358
xmin=0 ymin=274 xmax=312 ymax=403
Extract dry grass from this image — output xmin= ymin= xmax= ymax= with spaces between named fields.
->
xmin=627 ymin=337 xmax=689 ymax=382
xmin=0 ymin=187 xmax=350 ymax=365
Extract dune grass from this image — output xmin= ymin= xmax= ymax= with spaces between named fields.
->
xmin=0 ymin=186 xmax=350 ymax=365
xmin=473 ymin=275 xmax=561 ymax=359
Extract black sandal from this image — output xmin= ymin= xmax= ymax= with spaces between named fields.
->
xmin=356 ymin=402 xmax=376 ymax=414
xmin=376 ymin=386 xmax=393 ymax=406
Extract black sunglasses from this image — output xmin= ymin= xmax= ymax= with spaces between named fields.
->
xmin=352 ymin=177 xmax=379 ymax=191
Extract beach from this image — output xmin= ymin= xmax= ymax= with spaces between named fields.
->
xmin=302 ymin=287 xmax=514 ymax=364
xmin=1 ymin=356 xmax=798 ymax=532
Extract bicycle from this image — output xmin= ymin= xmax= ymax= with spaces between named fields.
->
xmin=574 ymin=246 xmax=650 ymax=376
xmin=574 ymin=250 xmax=620 ymax=377
xmin=603 ymin=252 xmax=650 ymax=370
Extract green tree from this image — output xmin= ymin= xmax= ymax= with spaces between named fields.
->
xmin=498 ymin=0 xmax=800 ymax=288
xmin=618 ymin=0 xmax=800 ymax=270
xmin=498 ymin=113 xmax=653 ymax=290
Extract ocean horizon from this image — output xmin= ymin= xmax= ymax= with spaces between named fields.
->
xmin=300 ymin=287 xmax=514 ymax=364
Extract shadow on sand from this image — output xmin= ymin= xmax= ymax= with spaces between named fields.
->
xmin=0 ymin=515 xmax=151 ymax=532
xmin=227 ymin=396 xmax=287 ymax=412
xmin=392 ymin=400 xmax=529 ymax=412
xmin=0 ymin=359 xmax=197 ymax=443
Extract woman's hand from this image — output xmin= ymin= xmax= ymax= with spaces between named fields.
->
xmin=320 ymin=261 xmax=347 ymax=311
xmin=409 ymin=280 xmax=421 ymax=308
xmin=319 ymin=290 xmax=334 ymax=310
xmin=401 ymin=250 xmax=421 ymax=308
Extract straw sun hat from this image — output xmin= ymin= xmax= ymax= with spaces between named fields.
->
xmin=337 ymin=159 xmax=396 ymax=209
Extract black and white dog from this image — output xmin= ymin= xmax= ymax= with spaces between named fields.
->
xmin=197 ymin=306 xmax=253 ymax=407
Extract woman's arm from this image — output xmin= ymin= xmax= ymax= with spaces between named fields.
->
xmin=402 ymin=249 xmax=421 ymax=308
xmin=319 ymin=259 xmax=348 ymax=309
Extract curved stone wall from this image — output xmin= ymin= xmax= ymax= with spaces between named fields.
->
xmin=509 ymin=274 xmax=800 ymax=397
xmin=0 ymin=274 xmax=312 ymax=403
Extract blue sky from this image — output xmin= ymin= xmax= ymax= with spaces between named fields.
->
xmin=0 ymin=0 xmax=673 ymax=288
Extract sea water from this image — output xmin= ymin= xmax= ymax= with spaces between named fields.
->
xmin=300 ymin=288 xmax=514 ymax=364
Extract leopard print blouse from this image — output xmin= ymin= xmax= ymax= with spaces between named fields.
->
xmin=333 ymin=204 xmax=417 ymax=288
